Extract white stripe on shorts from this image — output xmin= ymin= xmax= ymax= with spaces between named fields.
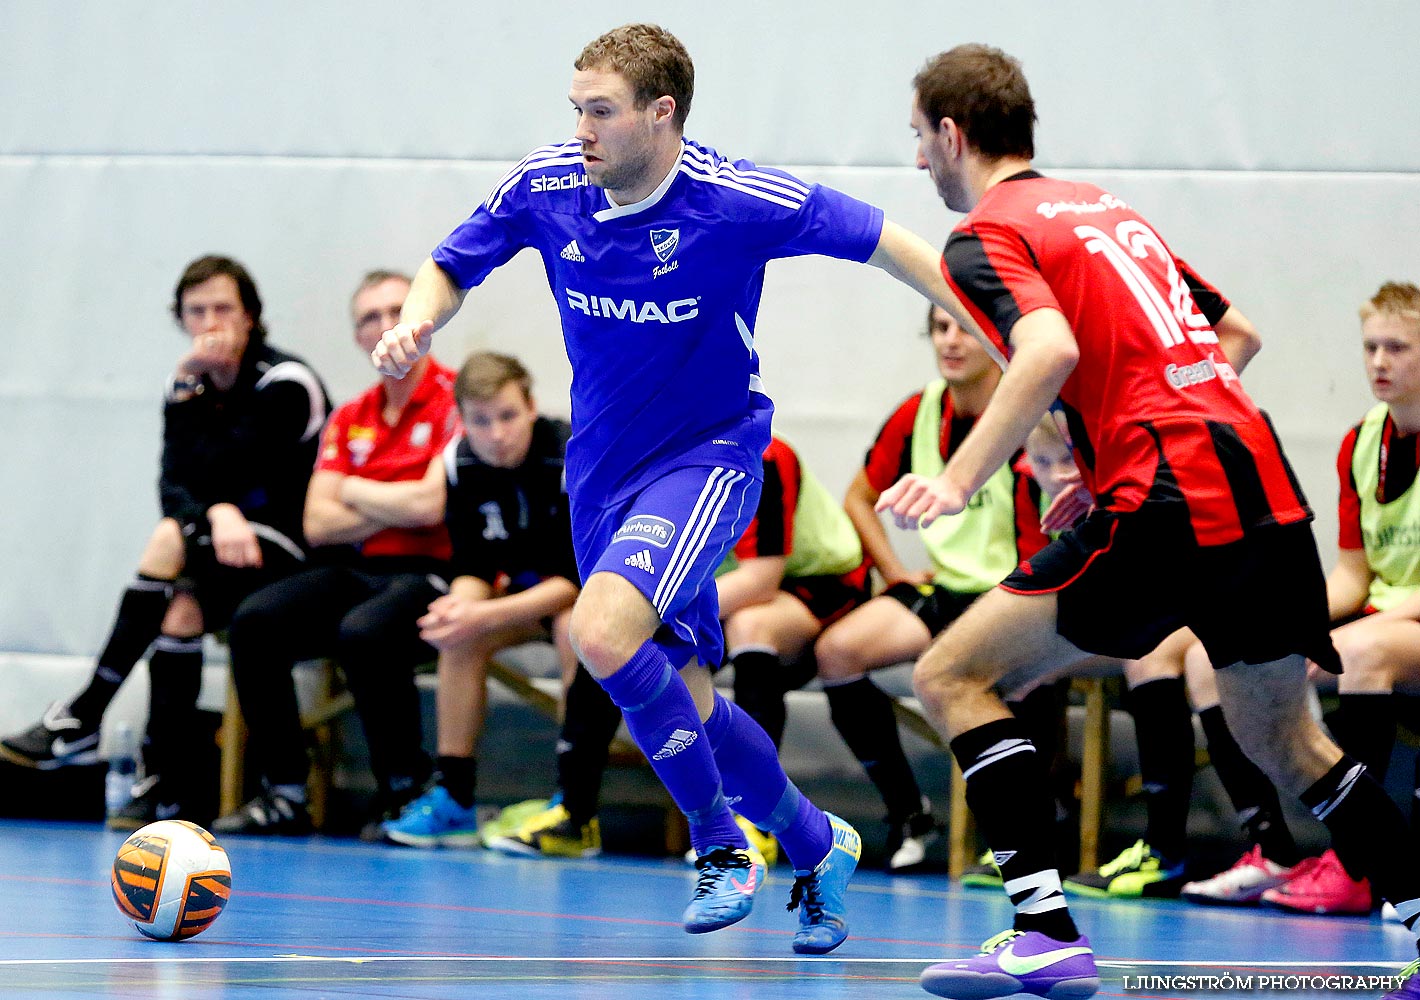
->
xmin=652 ymin=467 xmax=745 ymax=614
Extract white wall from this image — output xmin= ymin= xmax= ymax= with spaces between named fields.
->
xmin=2 ymin=0 xmax=1418 ymax=653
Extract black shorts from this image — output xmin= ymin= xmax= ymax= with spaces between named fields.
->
xmin=1000 ymin=501 xmax=1341 ymax=672
xmin=882 ymin=581 xmax=982 ymax=637
xmin=783 ymin=564 xmax=872 ymax=627
xmin=178 ymin=533 xmax=307 ymax=631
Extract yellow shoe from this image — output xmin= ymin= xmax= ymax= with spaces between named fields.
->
xmin=736 ymin=815 xmax=779 ymax=867
xmin=486 ymin=803 xmax=602 ymax=859
xmin=477 ymin=797 xmax=549 ymax=847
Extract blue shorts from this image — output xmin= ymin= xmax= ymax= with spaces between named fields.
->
xmin=572 ymin=464 xmax=762 ymax=670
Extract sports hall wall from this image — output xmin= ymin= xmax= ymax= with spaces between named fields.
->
xmin=3 ymin=1 xmax=1418 ymax=655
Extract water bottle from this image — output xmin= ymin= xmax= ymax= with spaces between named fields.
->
xmin=105 ymin=722 xmax=139 ymax=820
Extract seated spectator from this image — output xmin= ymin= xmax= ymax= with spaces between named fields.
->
xmin=813 ymin=305 xmax=1050 ymax=870
xmin=381 ymin=352 xmax=585 ymax=850
xmin=719 ymin=435 xmax=871 ymax=751
xmin=1182 ymin=280 xmax=1420 ymax=916
xmin=213 ymin=270 xmax=457 ymax=837
xmin=0 ymin=256 xmax=329 ymax=828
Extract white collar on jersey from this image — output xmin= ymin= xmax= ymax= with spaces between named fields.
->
xmin=593 ymin=143 xmax=685 ymax=223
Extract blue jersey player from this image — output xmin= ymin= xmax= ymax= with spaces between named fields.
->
xmin=373 ymin=24 xmax=978 ymax=952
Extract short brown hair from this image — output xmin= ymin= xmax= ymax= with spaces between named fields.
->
xmin=576 ymin=24 xmax=694 ymax=130
xmin=455 ymin=351 xmax=532 ymax=406
xmin=172 ymin=255 xmax=267 ymax=341
xmin=1360 ymin=281 xmax=1420 ymax=326
xmin=350 ymin=269 xmax=412 ymax=318
xmin=913 ymin=44 xmax=1036 ymax=159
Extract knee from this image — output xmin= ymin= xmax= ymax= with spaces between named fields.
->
xmin=335 ymin=611 xmax=389 ymax=657
xmin=568 ymin=582 xmax=652 ymax=675
xmin=160 ymin=592 xmax=203 ymax=638
xmin=723 ymin=605 xmax=770 ymax=648
xmin=1333 ymin=630 xmax=1393 ymax=691
xmin=138 ymin=518 xmax=186 ymax=578
xmin=813 ymin=627 xmax=862 ymax=682
xmin=911 ymin=642 xmax=977 ymax=719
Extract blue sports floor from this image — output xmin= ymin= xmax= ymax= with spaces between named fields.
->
xmin=0 ymin=820 xmax=1413 ymax=999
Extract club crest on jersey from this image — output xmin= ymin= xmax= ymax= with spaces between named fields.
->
xmin=613 ymin=514 xmax=676 ymax=549
xmin=650 ymin=228 xmax=680 ymax=263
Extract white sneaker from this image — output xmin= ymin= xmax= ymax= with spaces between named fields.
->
xmin=887 ymin=803 xmax=940 ymax=872
xmin=1180 ymin=845 xmax=1295 ymax=905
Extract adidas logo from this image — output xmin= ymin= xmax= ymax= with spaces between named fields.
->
xmin=652 ymin=728 xmax=698 ymax=760
xmin=560 ymin=240 xmax=585 ymax=262
xmin=624 ymin=548 xmax=654 ymax=573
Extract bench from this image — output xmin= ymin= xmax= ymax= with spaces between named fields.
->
xmin=216 ymin=647 xmax=1113 ymax=875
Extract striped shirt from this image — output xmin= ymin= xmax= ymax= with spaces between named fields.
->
xmin=433 ymin=138 xmax=883 ymax=506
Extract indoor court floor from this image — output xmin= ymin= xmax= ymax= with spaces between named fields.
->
xmin=0 ymin=819 xmax=1413 ymax=999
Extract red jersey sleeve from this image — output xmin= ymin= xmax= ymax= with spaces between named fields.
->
xmin=1337 ymin=424 xmax=1363 ymax=550
xmin=864 ymin=394 xmax=923 ymax=493
xmin=735 ymin=439 xmax=799 ymax=559
xmin=942 ymin=220 xmax=1060 ymax=349
xmin=315 ymin=402 xmax=354 ymax=475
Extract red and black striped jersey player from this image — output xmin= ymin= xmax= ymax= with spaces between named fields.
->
xmin=879 ymin=43 xmax=1420 ymax=1000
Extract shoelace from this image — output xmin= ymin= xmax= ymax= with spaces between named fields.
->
xmin=978 ymin=929 xmax=1024 ymax=955
xmin=1099 ymin=840 xmax=1152 ymax=877
xmin=693 ymin=847 xmax=751 ymax=898
xmin=786 ymin=872 xmax=829 ymax=923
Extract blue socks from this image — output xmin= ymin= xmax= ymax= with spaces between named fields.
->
xmin=704 ymin=692 xmax=832 ymax=870
xmin=598 ymin=642 xmax=743 ymax=854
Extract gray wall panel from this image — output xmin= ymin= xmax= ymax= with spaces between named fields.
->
xmin=4 ymin=2 xmax=1417 ymax=170
xmin=3 ymin=3 xmax=1417 ymax=653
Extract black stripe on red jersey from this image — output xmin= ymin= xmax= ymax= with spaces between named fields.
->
xmin=1059 ymin=400 xmax=1097 ymax=483
xmin=1179 ymin=260 xmax=1229 ymax=327
xmin=1139 ymin=422 xmax=1184 ymax=505
xmin=1260 ymin=411 xmax=1310 ymax=509
xmin=1378 ymin=412 xmax=1420 ymax=503
xmin=1205 ymin=421 xmax=1273 ymax=532
xmin=755 ymin=450 xmax=789 ymax=558
xmin=942 ymin=230 xmax=1025 ymax=347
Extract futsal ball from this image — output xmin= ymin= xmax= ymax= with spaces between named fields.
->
xmin=111 ymin=820 xmax=232 ymax=940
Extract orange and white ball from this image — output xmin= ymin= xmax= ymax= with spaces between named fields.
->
xmin=111 ymin=820 xmax=232 ymax=940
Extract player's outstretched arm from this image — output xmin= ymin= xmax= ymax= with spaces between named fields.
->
xmin=877 ymin=310 xmax=1078 ymax=529
xmin=371 ymin=258 xmax=468 ymax=377
xmin=867 ymin=220 xmax=1007 ymax=369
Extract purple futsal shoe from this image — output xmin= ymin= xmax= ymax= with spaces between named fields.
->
xmin=1384 ymin=958 xmax=1420 ymax=999
xmin=920 ymin=929 xmax=1099 ymax=999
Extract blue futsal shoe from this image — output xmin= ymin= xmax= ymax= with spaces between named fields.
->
xmin=682 ymin=845 xmax=767 ymax=933
xmin=382 ymin=785 xmax=480 ymax=848
xmin=788 ymin=813 xmax=861 ymax=954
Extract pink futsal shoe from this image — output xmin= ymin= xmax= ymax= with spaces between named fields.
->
xmin=919 ymin=928 xmax=1099 ymax=999
xmin=1179 ymin=845 xmax=1304 ymax=906
xmin=1383 ymin=957 xmax=1420 ymax=999
xmin=1259 ymin=849 xmax=1372 ymax=915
